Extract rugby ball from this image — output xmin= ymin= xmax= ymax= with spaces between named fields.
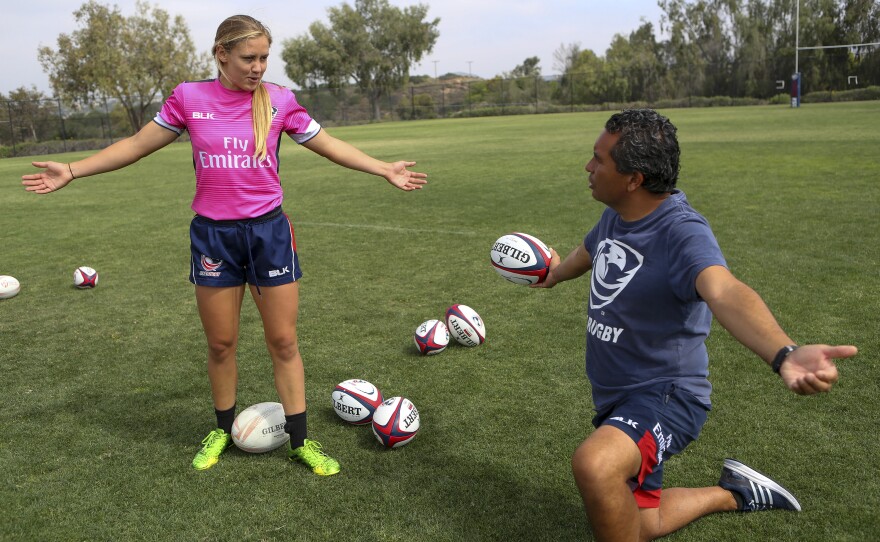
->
xmin=231 ymin=402 xmax=290 ymax=453
xmin=372 ymin=396 xmax=420 ymax=449
xmin=73 ymin=266 xmax=99 ymax=289
xmin=0 ymin=275 xmax=21 ymax=299
xmin=331 ymin=379 xmax=384 ymax=425
xmin=414 ymin=319 xmax=449 ymax=355
xmin=490 ymin=232 xmax=552 ymax=285
xmin=445 ymin=304 xmax=486 ymax=347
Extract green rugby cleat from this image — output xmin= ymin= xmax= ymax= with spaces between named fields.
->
xmin=192 ymin=429 xmax=231 ymax=471
xmin=288 ymin=439 xmax=340 ymax=476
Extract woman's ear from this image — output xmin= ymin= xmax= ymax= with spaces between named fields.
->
xmin=214 ymin=45 xmax=227 ymax=63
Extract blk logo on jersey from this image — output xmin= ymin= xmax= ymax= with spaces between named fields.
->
xmin=199 ymin=255 xmax=223 ymax=277
xmin=590 ymin=239 xmax=643 ymax=309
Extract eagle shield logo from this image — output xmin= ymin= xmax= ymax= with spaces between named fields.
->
xmin=590 ymin=239 xmax=643 ymax=309
xmin=200 ymin=255 xmax=223 ymax=272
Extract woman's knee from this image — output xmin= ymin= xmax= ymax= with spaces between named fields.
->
xmin=206 ymin=335 xmax=238 ymax=361
xmin=265 ymin=333 xmax=299 ymax=361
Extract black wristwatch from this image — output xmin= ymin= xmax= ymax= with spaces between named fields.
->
xmin=771 ymin=345 xmax=798 ymax=374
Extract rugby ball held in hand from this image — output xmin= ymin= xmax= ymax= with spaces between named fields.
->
xmin=0 ymin=276 xmax=21 ymax=299
xmin=231 ymin=402 xmax=290 ymax=453
xmin=445 ymin=304 xmax=486 ymax=347
xmin=414 ymin=319 xmax=449 ymax=355
xmin=490 ymin=232 xmax=552 ymax=285
xmin=372 ymin=397 xmax=420 ymax=449
xmin=332 ymin=379 xmax=384 ymax=425
xmin=73 ymin=266 xmax=99 ymax=289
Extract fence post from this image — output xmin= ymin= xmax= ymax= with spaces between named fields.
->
xmin=410 ymin=85 xmax=415 ymax=119
xmin=104 ymin=98 xmax=114 ymax=144
xmin=56 ymin=98 xmax=68 ymax=153
xmin=535 ymin=75 xmax=539 ymax=114
xmin=6 ymin=101 xmax=17 ymax=157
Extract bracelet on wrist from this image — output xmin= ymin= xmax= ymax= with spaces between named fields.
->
xmin=68 ymin=163 xmax=76 ymax=179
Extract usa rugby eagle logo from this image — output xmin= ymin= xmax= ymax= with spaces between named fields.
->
xmin=200 ymin=255 xmax=223 ymax=272
xmin=590 ymin=239 xmax=643 ymax=309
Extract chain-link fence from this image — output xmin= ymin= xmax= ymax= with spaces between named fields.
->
xmin=0 ymin=98 xmax=124 ymax=158
xmin=4 ymin=60 xmax=878 ymax=158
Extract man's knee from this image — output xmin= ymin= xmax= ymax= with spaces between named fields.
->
xmin=572 ymin=427 xmax=641 ymax=493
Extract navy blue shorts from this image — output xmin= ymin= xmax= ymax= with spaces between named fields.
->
xmin=189 ymin=207 xmax=302 ymax=288
xmin=592 ymin=382 xmax=710 ymax=508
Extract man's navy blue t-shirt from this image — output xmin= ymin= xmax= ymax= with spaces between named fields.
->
xmin=583 ymin=190 xmax=726 ymax=412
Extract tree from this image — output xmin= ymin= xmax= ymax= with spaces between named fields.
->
xmin=4 ymin=86 xmax=55 ymax=143
xmin=604 ymin=23 xmax=666 ymax=102
xmin=506 ymin=56 xmax=542 ymax=78
xmin=281 ymin=0 xmax=440 ymax=121
xmin=730 ymin=0 xmax=776 ymax=97
xmin=553 ymin=43 xmax=582 ymax=75
xmin=842 ymin=0 xmax=880 ymax=86
xmin=554 ymin=46 xmax=606 ymax=105
xmin=659 ymin=0 xmax=736 ymax=97
xmin=38 ymin=1 xmax=211 ymax=134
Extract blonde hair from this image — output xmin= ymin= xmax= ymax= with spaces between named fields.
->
xmin=213 ymin=15 xmax=273 ymax=161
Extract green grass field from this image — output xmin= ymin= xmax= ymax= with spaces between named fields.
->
xmin=1 ymin=102 xmax=878 ymax=541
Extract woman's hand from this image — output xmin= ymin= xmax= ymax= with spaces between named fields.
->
xmin=22 ymin=161 xmax=74 ymax=194
xmin=384 ymin=161 xmax=428 ymax=191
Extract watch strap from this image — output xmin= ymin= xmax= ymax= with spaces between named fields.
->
xmin=771 ymin=345 xmax=798 ymax=374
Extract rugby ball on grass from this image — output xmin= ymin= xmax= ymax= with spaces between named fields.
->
xmin=490 ymin=232 xmax=552 ymax=285
xmin=0 ymin=276 xmax=21 ymax=299
xmin=372 ymin=396 xmax=420 ymax=449
xmin=231 ymin=402 xmax=289 ymax=453
xmin=331 ymin=379 xmax=384 ymax=425
xmin=445 ymin=304 xmax=486 ymax=346
xmin=414 ymin=319 xmax=449 ymax=355
xmin=73 ymin=266 xmax=99 ymax=289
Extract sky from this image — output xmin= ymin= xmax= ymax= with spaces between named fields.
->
xmin=0 ymin=0 xmax=666 ymax=96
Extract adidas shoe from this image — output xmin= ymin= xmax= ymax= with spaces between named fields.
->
xmin=718 ymin=458 xmax=802 ymax=512
xmin=192 ymin=429 xmax=231 ymax=471
xmin=289 ymin=439 xmax=340 ymax=476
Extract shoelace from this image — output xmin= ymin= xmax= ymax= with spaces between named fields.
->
xmin=201 ymin=431 xmax=225 ymax=450
xmin=300 ymin=441 xmax=331 ymax=463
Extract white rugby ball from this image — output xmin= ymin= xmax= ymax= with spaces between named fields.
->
xmin=490 ymin=232 xmax=552 ymax=285
xmin=231 ymin=402 xmax=290 ymax=453
xmin=331 ymin=379 xmax=384 ymax=425
xmin=73 ymin=266 xmax=99 ymax=289
xmin=372 ymin=396 xmax=420 ymax=449
xmin=445 ymin=304 xmax=486 ymax=347
xmin=414 ymin=319 xmax=449 ymax=355
xmin=0 ymin=275 xmax=21 ymax=299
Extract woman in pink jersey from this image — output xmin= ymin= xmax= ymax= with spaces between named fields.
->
xmin=22 ymin=14 xmax=427 ymax=475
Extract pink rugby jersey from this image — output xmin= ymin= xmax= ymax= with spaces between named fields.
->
xmin=154 ymin=79 xmax=321 ymax=220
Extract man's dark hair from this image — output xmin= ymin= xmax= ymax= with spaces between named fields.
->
xmin=605 ymin=109 xmax=680 ymax=194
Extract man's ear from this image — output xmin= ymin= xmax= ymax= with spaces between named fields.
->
xmin=627 ymin=171 xmax=645 ymax=192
